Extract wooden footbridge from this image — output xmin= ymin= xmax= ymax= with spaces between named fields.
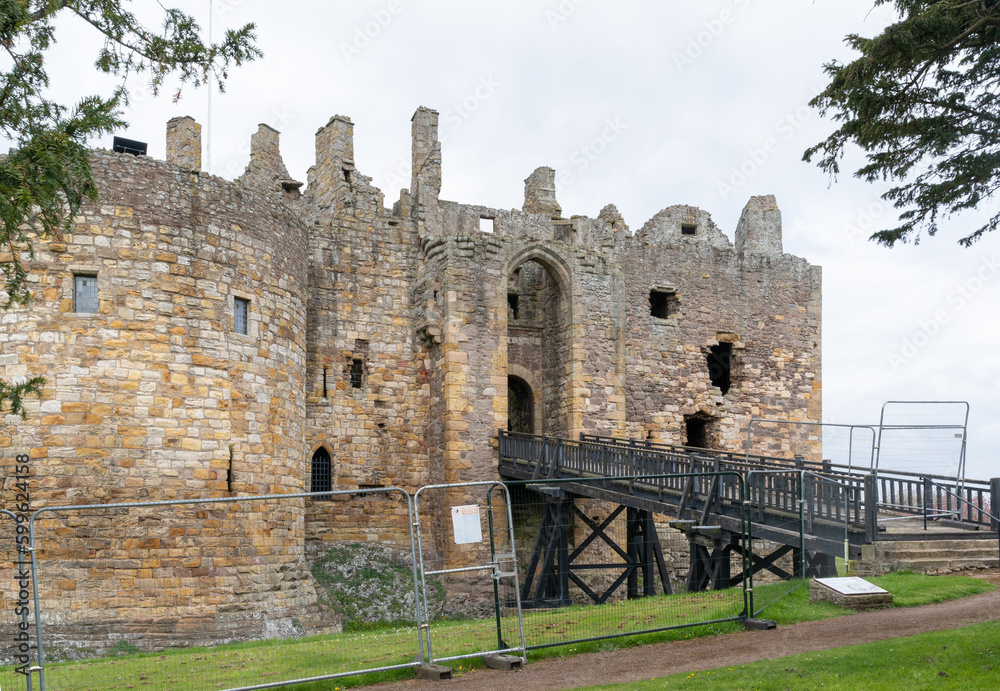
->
xmin=497 ymin=430 xmax=999 ymax=606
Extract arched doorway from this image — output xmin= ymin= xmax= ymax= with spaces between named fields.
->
xmin=506 ymin=254 xmax=571 ymax=437
xmin=508 ymin=375 xmax=534 ymax=434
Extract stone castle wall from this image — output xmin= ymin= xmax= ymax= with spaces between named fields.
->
xmin=0 ymin=126 xmax=315 ymax=646
xmin=0 ymin=106 xmax=822 ymax=647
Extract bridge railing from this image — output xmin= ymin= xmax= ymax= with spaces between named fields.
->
xmin=502 ymin=431 xmax=998 ymax=537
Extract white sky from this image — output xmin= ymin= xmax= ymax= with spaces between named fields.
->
xmin=29 ymin=0 xmax=1000 ymax=480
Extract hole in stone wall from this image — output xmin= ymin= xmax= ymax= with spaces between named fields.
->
xmin=508 ymin=293 xmax=519 ymax=320
xmin=685 ymin=416 xmax=708 ymax=448
xmin=707 ymin=343 xmax=732 ymax=394
xmin=342 ymin=167 xmax=352 ymax=183
xmin=227 ymin=446 xmax=234 ymax=493
xmin=350 ymin=358 xmax=364 ymax=389
xmin=322 ymin=367 xmax=328 ymax=397
xmin=480 ymin=217 xmax=495 ymax=233
xmin=649 ymin=289 xmax=678 ymax=319
xmin=681 ymin=224 xmax=697 ymax=235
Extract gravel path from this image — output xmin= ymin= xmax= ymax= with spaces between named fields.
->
xmin=373 ymin=584 xmax=1000 ymax=690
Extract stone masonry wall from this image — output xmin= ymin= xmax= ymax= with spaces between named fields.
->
xmin=0 ymin=142 xmax=315 ymax=649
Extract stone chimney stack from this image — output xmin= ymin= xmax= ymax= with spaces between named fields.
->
xmin=523 ymin=167 xmax=562 ymax=217
xmin=736 ymin=195 xmax=783 ymax=257
xmin=410 ymin=107 xmax=441 ymax=211
xmin=165 ymin=116 xmax=202 ymax=171
xmin=309 ymin=115 xmax=356 ymax=206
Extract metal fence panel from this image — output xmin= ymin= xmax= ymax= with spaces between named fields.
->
xmin=26 ymin=488 xmax=423 ymax=691
xmin=502 ymin=475 xmax=749 ymax=651
xmin=2 ymin=506 xmax=33 ymax=691
xmin=413 ymin=482 xmax=525 ymax=665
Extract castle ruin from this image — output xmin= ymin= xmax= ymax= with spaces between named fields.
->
xmin=0 ymin=107 xmax=821 ymax=645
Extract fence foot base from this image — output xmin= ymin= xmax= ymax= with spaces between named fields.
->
xmin=484 ymin=654 xmax=524 ymax=671
xmin=743 ymin=618 xmax=777 ymax=631
xmin=416 ymin=664 xmax=453 ymax=681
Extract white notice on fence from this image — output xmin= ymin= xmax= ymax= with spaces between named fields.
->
xmin=451 ymin=505 xmax=483 ymax=545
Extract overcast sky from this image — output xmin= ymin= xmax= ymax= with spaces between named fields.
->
xmin=32 ymin=1 xmax=1000 ymax=480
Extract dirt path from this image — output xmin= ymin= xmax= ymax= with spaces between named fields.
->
xmin=374 ymin=585 xmax=1000 ymax=691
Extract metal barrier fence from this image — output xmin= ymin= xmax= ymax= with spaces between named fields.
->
xmin=21 ymin=488 xmax=424 ymax=691
xmin=414 ymin=482 xmax=525 ymax=665
xmin=2 ymin=507 xmax=34 ymax=691
xmin=0 ymin=471 xmax=822 ymax=690
xmin=501 ymin=475 xmax=751 ymax=652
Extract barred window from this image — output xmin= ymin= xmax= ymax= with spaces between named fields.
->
xmin=350 ymin=358 xmax=364 ymax=388
xmin=73 ymin=274 xmax=99 ymax=313
xmin=234 ymin=297 xmax=249 ymax=335
xmin=311 ymin=447 xmax=332 ymax=498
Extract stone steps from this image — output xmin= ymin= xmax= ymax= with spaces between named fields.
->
xmin=859 ymin=538 xmax=999 ymax=575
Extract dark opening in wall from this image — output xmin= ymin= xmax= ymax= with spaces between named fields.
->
xmin=311 ymin=447 xmax=331 ymax=499
xmin=707 ymin=343 xmax=732 ymax=394
xmin=322 ymin=368 xmax=328 ymax=397
xmin=685 ymin=416 xmax=708 ymax=448
xmin=349 ymin=358 xmax=364 ymax=389
xmin=649 ymin=289 xmax=678 ymax=319
xmin=508 ymin=375 xmax=534 ymax=434
xmin=681 ymin=224 xmax=697 ymax=235
xmin=508 ymin=293 xmax=519 ymax=320
xmin=227 ymin=446 xmax=234 ymax=493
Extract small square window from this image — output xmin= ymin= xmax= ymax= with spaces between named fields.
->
xmin=681 ymin=225 xmax=697 ymax=236
xmin=480 ymin=217 xmax=495 ymax=233
xmin=73 ymin=274 xmax=99 ymax=313
xmin=650 ymin=289 xmax=679 ymax=319
xmin=234 ymin=297 xmax=249 ymax=335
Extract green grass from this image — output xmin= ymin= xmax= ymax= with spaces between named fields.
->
xmin=6 ymin=572 xmax=992 ymax=691
xmin=581 ymin=620 xmax=1000 ymax=690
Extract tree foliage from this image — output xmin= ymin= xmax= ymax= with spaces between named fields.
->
xmin=0 ymin=1 xmax=260 ymax=416
xmin=805 ymin=0 xmax=1000 ymax=247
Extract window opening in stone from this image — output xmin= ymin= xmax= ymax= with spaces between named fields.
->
xmin=310 ymin=447 xmax=332 ymax=498
xmin=73 ymin=274 xmax=99 ymax=313
xmin=681 ymin=224 xmax=697 ymax=235
xmin=234 ymin=297 xmax=249 ymax=335
xmin=508 ymin=293 xmax=519 ymax=320
xmin=350 ymin=358 xmax=364 ymax=388
xmin=649 ymin=289 xmax=678 ymax=319
xmin=707 ymin=343 xmax=732 ymax=394
xmin=322 ymin=368 xmax=328 ymax=397
xmin=508 ymin=375 xmax=534 ymax=434
xmin=479 ymin=217 xmax=494 ymax=233
xmin=685 ymin=416 xmax=708 ymax=448
xmin=342 ymin=167 xmax=352 ymax=183
xmin=227 ymin=446 xmax=234 ymax=493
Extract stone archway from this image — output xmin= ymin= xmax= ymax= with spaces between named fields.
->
xmin=504 ymin=246 xmax=576 ymax=438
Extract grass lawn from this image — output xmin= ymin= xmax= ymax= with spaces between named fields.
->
xmin=4 ymin=572 xmax=992 ymax=691
xmin=582 ymin=620 xmax=1000 ymax=690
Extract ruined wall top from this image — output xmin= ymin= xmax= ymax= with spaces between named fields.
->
xmin=523 ymin=167 xmax=562 ymax=217
xmin=735 ymin=194 xmax=783 ymax=256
